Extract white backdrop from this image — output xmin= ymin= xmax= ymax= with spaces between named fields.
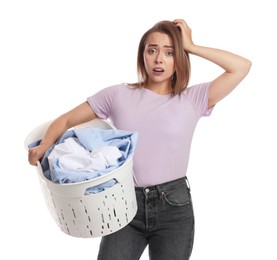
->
xmin=1 ymin=0 xmax=276 ymax=259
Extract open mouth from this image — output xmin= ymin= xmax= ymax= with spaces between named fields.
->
xmin=153 ymin=68 xmax=164 ymax=72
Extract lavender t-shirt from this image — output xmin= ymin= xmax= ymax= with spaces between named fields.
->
xmin=87 ymin=82 xmax=213 ymax=187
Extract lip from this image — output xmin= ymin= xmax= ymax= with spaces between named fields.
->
xmin=152 ymin=67 xmax=164 ymax=76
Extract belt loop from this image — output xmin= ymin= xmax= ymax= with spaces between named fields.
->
xmin=185 ymin=176 xmax=191 ymax=192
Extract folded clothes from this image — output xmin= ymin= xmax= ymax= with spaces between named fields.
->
xmin=29 ymin=126 xmax=138 ymax=193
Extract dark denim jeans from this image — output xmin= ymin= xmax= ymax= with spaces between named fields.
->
xmin=97 ymin=177 xmax=195 ymax=260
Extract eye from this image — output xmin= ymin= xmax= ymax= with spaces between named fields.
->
xmin=147 ymin=49 xmax=156 ymax=55
xmin=166 ymin=50 xmax=174 ymax=57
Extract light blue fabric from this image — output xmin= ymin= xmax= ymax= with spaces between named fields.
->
xmin=29 ymin=127 xmax=138 ymax=193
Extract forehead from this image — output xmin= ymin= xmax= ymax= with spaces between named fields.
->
xmin=145 ymin=32 xmax=173 ymax=47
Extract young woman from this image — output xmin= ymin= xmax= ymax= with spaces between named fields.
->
xmin=28 ymin=19 xmax=251 ymax=259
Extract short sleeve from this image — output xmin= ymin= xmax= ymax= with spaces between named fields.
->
xmin=87 ymin=85 xmax=118 ymax=119
xmin=186 ymin=82 xmax=214 ymax=117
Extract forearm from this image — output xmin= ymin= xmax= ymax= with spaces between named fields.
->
xmin=187 ymin=44 xmax=251 ymax=75
xmin=28 ymin=102 xmax=97 ymax=165
xmin=40 ymin=102 xmax=97 ymax=149
xmin=39 ymin=116 xmax=69 ymax=149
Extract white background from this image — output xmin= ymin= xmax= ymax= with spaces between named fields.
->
xmin=1 ymin=0 xmax=276 ymax=259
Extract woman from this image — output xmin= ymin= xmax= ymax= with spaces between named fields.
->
xmin=28 ymin=19 xmax=251 ymax=259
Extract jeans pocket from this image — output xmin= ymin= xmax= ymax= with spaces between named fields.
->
xmin=162 ymin=184 xmax=191 ymax=207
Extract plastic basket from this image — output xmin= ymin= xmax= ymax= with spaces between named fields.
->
xmin=25 ymin=119 xmax=138 ymax=238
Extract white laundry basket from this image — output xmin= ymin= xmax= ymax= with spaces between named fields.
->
xmin=25 ymin=119 xmax=138 ymax=238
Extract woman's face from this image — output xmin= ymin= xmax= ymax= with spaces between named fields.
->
xmin=143 ymin=32 xmax=175 ymax=88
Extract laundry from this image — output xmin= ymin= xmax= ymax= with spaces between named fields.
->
xmin=48 ymin=136 xmax=122 ymax=178
xmin=29 ymin=126 xmax=138 ymax=193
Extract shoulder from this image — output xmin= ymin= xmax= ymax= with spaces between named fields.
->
xmin=91 ymin=83 xmax=131 ymax=97
xmin=181 ymin=82 xmax=211 ymax=100
xmin=185 ymin=82 xmax=211 ymax=94
xmin=104 ymin=83 xmax=134 ymax=93
xmin=182 ymin=82 xmax=213 ymax=116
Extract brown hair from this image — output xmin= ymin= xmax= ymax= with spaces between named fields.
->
xmin=133 ymin=20 xmax=191 ymax=95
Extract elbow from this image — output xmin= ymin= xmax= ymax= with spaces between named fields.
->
xmin=242 ymin=58 xmax=252 ymax=75
xmin=235 ymin=58 xmax=252 ymax=79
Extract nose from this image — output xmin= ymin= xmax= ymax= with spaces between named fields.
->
xmin=154 ymin=51 xmax=163 ymax=64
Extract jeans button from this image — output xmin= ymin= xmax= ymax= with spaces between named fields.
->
xmin=144 ymin=188 xmax=150 ymax=193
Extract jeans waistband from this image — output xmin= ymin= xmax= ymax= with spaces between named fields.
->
xmin=135 ymin=177 xmax=190 ymax=194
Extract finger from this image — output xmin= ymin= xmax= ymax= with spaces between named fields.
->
xmin=172 ymin=18 xmax=184 ymax=23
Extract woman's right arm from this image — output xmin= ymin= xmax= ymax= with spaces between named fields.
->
xmin=28 ymin=101 xmax=98 ymax=166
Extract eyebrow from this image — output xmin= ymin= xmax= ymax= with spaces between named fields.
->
xmin=147 ymin=44 xmax=174 ymax=49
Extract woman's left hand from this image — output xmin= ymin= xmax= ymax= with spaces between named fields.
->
xmin=172 ymin=19 xmax=194 ymax=52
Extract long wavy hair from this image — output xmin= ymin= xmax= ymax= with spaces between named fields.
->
xmin=132 ymin=20 xmax=191 ymax=95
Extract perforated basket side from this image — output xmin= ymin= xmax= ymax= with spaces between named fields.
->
xmin=26 ymin=118 xmax=138 ymax=238
xmin=36 ymin=157 xmax=137 ymax=238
